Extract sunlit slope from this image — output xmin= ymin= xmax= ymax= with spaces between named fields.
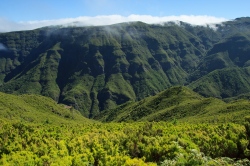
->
xmin=95 ymin=86 xmax=250 ymax=123
xmin=0 ymin=92 xmax=91 ymax=124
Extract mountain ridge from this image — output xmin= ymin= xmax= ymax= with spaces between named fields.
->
xmin=1 ymin=17 xmax=250 ymax=117
xmin=95 ymin=86 xmax=250 ymax=123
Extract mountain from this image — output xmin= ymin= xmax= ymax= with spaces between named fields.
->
xmin=0 ymin=91 xmax=91 ymax=124
xmin=95 ymin=86 xmax=250 ymax=123
xmin=189 ymin=67 xmax=250 ymax=98
xmin=1 ymin=17 xmax=250 ymax=117
xmin=188 ymin=33 xmax=250 ymax=98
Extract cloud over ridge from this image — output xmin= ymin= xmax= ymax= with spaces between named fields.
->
xmin=0 ymin=15 xmax=228 ymax=32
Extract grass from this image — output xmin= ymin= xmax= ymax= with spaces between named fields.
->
xmin=0 ymin=91 xmax=92 ymax=125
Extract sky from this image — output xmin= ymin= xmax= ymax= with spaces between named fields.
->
xmin=0 ymin=0 xmax=249 ymax=32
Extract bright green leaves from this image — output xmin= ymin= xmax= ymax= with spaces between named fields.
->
xmin=1 ymin=122 xmax=250 ymax=165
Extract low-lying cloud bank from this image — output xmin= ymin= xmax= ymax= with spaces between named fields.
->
xmin=0 ymin=15 xmax=228 ymax=32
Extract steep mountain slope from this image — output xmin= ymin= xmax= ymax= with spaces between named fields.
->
xmin=189 ymin=67 xmax=250 ymax=98
xmin=188 ymin=33 xmax=250 ymax=98
xmin=0 ymin=17 xmax=250 ymax=117
xmin=0 ymin=92 xmax=91 ymax=124
xmin=0 ymin=22 xmax=206 ymax=117
xmin=189 ymin=34 xmax=250 ymax=80
xmin=95 ymin=86 xmax=250 ymax=123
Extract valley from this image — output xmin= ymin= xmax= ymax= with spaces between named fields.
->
xmin=1 ymin=17 xmax=250 ymax=165
xmin=1 ymin=17 xmax=250 ymax=117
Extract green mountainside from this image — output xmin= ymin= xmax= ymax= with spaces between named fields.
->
xmin=0 ymin=91 xmax=91 ymax=124
xmin=189 ymin=67 xmax=250 ymax=98
xmin=1 ymin=17 xmax=250 ymax=117
xmin=188 ymin=33 xmax=250 ymax=98
xmin=95 ymin=86 xmax=250 ymax=123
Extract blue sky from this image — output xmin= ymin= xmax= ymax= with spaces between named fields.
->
xmin=0 ymin=0 xmax=249 ymax=32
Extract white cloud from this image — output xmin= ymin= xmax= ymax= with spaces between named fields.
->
xmin=0 ymin=15 xmax=228 ymax=32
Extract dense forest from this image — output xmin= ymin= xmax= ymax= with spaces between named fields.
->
xmin=1 ymin=120 xmax=250 ymax=165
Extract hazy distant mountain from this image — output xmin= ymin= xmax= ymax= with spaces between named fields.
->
xmin=0 ymin=17 xmax=250 ymax=117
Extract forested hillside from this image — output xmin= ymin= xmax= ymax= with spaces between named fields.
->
xmin=0 ymin=17 xmax=250 ymax=117
xmin=95 ymin=86 xmax=250 ymax=123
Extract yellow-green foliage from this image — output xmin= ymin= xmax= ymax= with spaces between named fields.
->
xmin=1 ymin=121 xmax=250 ymax=165
xmin=0 ymin=90 xmax=250 ymax=165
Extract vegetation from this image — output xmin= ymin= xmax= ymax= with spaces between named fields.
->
xmin=0 ymin=86 xmax=250 ymax=165
xmin=2 ymin=16 xmax=250 ymax=165
xmin=1 ymin=17 xmax=250 ymax=117
xmin=189 ymin=67 xmax=250 ymax=98
xmin=95 ymin=86 xmax=250 ymax=123
xmin=0 ymin=91 xmax=91 ymax=124
xmin=2 ymin=119 xmax=250 ymax=165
